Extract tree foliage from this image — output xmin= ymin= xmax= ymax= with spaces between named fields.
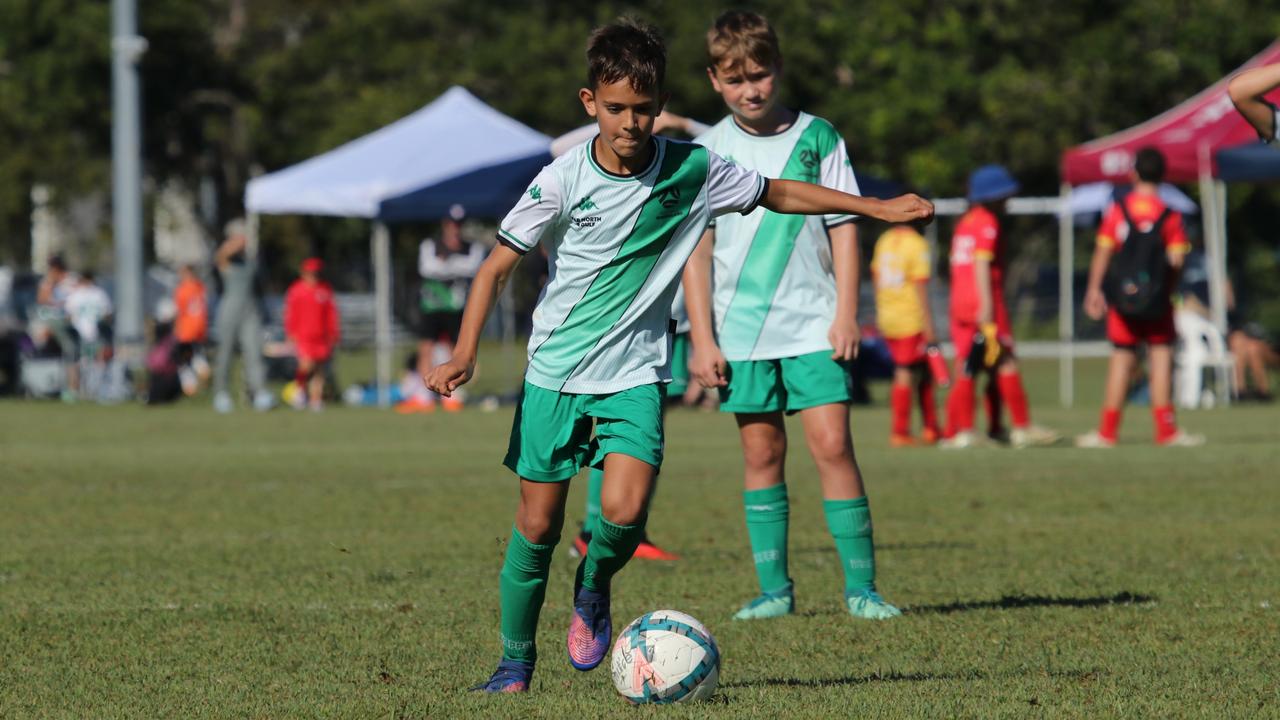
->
xmin=2 ymin=1 xmax=1279 ymax=310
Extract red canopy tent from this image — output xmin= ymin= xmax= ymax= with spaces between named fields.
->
xmin=1058 ymin=40 xmax=1280 ymax=347
xmin=1062 ymin=40 xmax=1280 ymax=184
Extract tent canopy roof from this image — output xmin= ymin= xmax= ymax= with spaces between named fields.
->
xmin=1061 ymin=41 xmax=1280 ymax=185
xmin=1216 ymin=141 xmax=1280 ymax=182
xmin=245 ymin=86 xmax=550 ymax=220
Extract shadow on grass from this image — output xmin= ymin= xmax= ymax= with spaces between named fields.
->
xmin=723 ymin=668 xmax=1102 ymax=690
xmin=906 ymin=591 xmax=1155 ymax=615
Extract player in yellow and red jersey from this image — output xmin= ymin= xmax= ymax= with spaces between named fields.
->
xmin=871 ymin=222 xmax=940 ymax=446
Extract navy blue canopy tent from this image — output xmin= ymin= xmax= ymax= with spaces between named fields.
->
xmin=1216 ymin=141 xmax=1280 ymax=183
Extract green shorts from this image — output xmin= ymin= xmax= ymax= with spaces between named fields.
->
xmin=504 ymin=381 xmax=665 ymax=482
xmin=718 ymin=350 xmax=853 ymax=415
xmin=668 ymin=332 xmax=691 ymax=397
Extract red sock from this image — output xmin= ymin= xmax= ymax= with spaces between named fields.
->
xmin=984 ymin=378 xmax=1004 ymax=436
xmin=1099 ymin=407 xmax=1121 ymax=441
xmin=919 ymin=378 xmax=939 ymax=434
xmin=946 ymin=377 xmax=975 ymax=436
xmin=1152 ymin=405 xmax=1177 ymax=442
xmin=891 ymin=384 xmax=912 ymax=436
xmin=295 ymin=369 xmax=309 ymax=388
xmin=998 ymin=372 xmax=1031 ymax=428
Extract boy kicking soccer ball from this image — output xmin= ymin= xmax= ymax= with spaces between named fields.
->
xmin=684 ymin=10 xmax=901 ymax=622
xmin=426 ymin=19 xmax=932 ymax=693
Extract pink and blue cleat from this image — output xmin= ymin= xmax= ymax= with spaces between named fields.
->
xmin=470 ymin=659 xmax=533 ymax=693
xmin=566 ymin=579 xmax=611 ymax=671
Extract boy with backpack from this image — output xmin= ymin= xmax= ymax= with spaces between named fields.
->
xmin=1076 ymin=147 xmax=1204 ymax=448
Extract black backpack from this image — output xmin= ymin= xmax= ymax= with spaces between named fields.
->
xmin=1103 ymin=201 xmax=1172 ymax=321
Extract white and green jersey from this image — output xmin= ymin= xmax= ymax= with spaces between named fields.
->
xmin=696 ymin=112 xmax=860 ymax=361
xmin=499 ymin=136 xmax=766 ymax=394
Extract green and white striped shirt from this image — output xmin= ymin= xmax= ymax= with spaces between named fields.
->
xmin=696 ymin=112 xmax=860 ymax=361
xmin=499 ymin=136 xmax=766 ymax=393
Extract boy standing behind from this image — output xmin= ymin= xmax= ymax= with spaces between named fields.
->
xmin=685 ymin=10 xmax=900 ymax=622
xmin=426 ymin=19 xmax=931 ymax=693
xmin=1076 ymin=148 xmax=1204 ymax=448
xmin=872 ymin=222 xmax=941 ymax=446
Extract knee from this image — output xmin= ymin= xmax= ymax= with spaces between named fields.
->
xmin=808 ymin=429 xmax=852 ymax=466
xmin=600 ymin=494 xmax=646 ymax=527
xmin=516 ymin=504 xmax=563 ymax=545
xmin=742 ymin=435 xmax=786 ymax=472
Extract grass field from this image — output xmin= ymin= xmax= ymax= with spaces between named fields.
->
xmin=2 ymin=360 xmax=1278 ymax=718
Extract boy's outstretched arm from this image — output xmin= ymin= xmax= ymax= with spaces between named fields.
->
xmin=425 ymin=244 xmax=523 ymax=396
xmin=760 ymin=180 xmax=934 ymax=224
xmin=1228 ymin=64 xmax=1280 ymax=140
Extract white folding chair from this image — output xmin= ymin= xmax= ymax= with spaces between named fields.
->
xmin=1174 ymin=310 xmax=1235 ymax=408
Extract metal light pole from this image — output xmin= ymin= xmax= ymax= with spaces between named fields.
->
xmin=111 ymin=0 xmax=147 ymax=365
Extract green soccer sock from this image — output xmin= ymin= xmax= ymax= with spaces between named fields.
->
xmin=498 ymin=526 xmax=557 ymax=663
xmin=582 ymin=467 xmax=604 ymax=536
xmin=824 ymin=496 xmax=876 ymax=593
xmin=579 ymin=514 xmax=645 ymax=592
xmin=743 ymin=484 xmax=791 ymax=594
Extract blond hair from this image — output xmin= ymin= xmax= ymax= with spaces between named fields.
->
xmin=706 ymin=10 xmax=780 ymax=72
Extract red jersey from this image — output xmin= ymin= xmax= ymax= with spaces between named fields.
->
xmin=1096 ymin=190 xmax=1189 ymax=254
xmin=948 ymin=205 xmax=1005 ymax=323
xmin=284 ymin=279 xmax=340 ymax=347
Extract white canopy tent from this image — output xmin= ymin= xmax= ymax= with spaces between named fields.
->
xmin=245 ymin=86 xmax=551 ymax=404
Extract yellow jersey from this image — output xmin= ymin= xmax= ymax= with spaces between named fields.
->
xmin=872 ymin=226 xmax=931 ymax=339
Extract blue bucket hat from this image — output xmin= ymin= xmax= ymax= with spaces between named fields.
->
xmin=967 ymin=164 xmax=1020 ymax=204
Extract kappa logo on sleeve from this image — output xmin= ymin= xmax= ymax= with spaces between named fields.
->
xmin=528 ymin=185 xmax=542 ymax=201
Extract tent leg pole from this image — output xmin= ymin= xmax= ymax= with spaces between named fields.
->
xmin=1058 ymin=182 xmax=1073 ymax=408
xmin=373 ymin=222 xmax=393 ymax=408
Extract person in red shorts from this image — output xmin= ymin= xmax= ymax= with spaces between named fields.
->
xmin=1076 ymin=148 xmax=1204 ymax=448
xmin=941 ymin=165 xmax=1059 ymax=449
xmin=284 ymin=257 xmax=340 ymax=411
xmin=872 ymin=221 xmax=941 ymax=446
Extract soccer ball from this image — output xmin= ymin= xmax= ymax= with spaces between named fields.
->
xmin=610 ymin=609 xmax=720 ymax=704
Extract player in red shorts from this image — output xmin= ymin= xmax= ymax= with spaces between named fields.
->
xmin=1076 ymin=148 xmax=1204 ymax=448
xmin=872 ymin=221 xmax=941 ymax=446
xmin=284 ymin=257 xmax=340 ymax=411
xmin=941 ymin=165 xmax=1059 ymax=449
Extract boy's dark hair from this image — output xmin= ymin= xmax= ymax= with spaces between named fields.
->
xmin=706 ymin=10 xmax=781 ymax=72
xmin=1134 ymin=147 xmax=1166 ymax=183
xmin=586 ymin=19 xmax=666 ymax=93
xmin=48 ymin=254 xmax=67 ymax=272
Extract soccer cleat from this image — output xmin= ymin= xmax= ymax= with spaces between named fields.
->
xmin=937 ymin=430 xmax=987 ymax=449
xmin=469 ymin=659 xmax=533 ymax=693
xmin=632 ymin=536 xmax=680 ymax=561
xmin=845 ymin=588 xmax=902 ymax=620
xmin=253 ymin=390 xmax=276 ymax=412
xmin=1157 ymin=430 xmax=1206 ymax=447
xmin=567 ymin=577 xmax=611 ymax=670
xmin=1010 ymin=424 xmax=1061 ymax=448
xmin=1074 ymin=430 xmax=1116 ymax=449
xmin=442 ymin=395 xmax=464 ymax=413
xmin=921 ymin=427 xmax=940 ymax=445
xmin=889 ymin=433 xmax=917 ymax=448
xmin=733 ymin=583 xmax=795 ymax=621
